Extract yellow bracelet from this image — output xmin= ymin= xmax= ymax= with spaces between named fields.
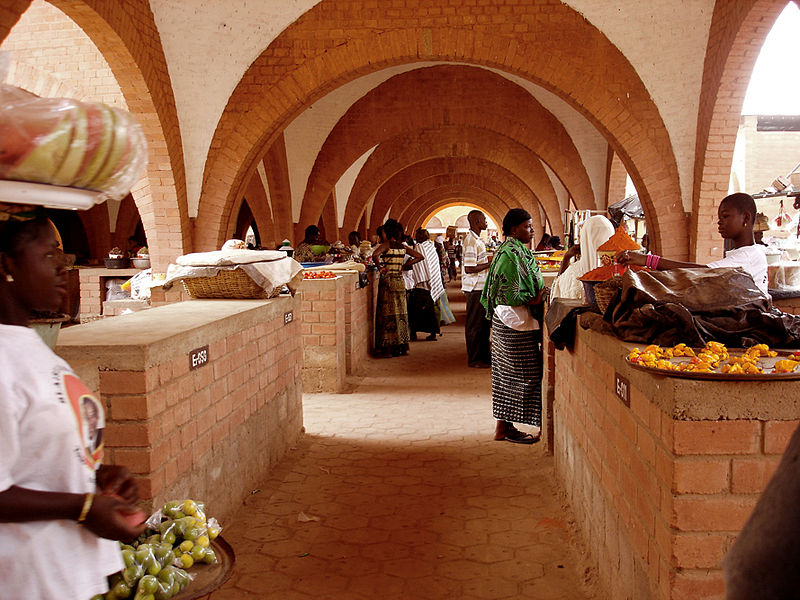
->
xmin=77 ymin=492 xmax=94 ymax=524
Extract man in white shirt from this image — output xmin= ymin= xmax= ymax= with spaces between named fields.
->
xmin=462 ymin=210 xmax=492 ymax=367
xmin=616 ymin=193 xmax=769 ymax=296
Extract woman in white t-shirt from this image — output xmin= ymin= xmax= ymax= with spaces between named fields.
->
xmin=616 ymin=193 xmax=769 ymax=296
xmin=0 ymin=210 xmax=145 ymax=599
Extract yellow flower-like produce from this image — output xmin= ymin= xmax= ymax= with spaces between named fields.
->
xmin=774 ymin=359 xmax=799 ymax=374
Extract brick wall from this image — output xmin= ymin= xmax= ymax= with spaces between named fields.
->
xmin=57 ymin=297 xmax=303 ymax=524
xmin=552 ymin=326 xmax=798 ymax=600
xmin=343 ymin=273 xmax=372 ymax=377
xmin=299 ymin=276 xmax=347 ymax=392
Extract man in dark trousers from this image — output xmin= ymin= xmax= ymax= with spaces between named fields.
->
xmin=461 ymin=210 xmax=492 ymax=367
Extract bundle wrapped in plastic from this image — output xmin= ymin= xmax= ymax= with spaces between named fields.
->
xmin=0 ymin=80 xmax=147 ymax=201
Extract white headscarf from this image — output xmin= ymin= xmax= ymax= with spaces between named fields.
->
xmin=549 ymin=215 xmax=615 ymax=301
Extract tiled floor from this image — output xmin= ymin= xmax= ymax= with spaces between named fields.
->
xmin=207 ymin=284 xmax=598 ymax=599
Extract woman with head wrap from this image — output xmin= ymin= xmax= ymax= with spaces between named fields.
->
xmin=480 ymin=208 xmax=547 ymax=444
xmin=549 ymin=215 xmax=615 ymax=301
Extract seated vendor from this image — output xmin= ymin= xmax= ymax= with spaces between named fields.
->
xmin=616 ymin=193 xmax=769 ymax=296
xmin=294 ymin=225 xmax=322 ymax=263
xmin=549 ymin=215 xmax=615 ymax=301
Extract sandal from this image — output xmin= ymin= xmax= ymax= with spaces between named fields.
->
xmin=495 ymin=429 xmax=540 ymax=444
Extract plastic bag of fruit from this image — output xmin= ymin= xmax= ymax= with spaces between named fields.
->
xmin=0 ymin=55 xmax=147 ymax=201
xmin=90 ymin=499 xmax=221 ymax=600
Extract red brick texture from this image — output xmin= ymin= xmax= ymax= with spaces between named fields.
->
xmin=359 ymin=150 xmax=553 ymax=236
xmin=196 ymin=2 xmax=682 ymax=259
xmin=97 ymin=305 xmax=303 ymax=522
xmin=691 ymin=0 xmax=787 ymax=263
xmin=297 ymin=65 xmax=591 ymax=240
xmin=1 ymin=0 xmax=189 ymax=270
xmin=298 ymin=276 xmax=348 ymax=392
xmin=552 ymin=328 xmax=794 ymax=600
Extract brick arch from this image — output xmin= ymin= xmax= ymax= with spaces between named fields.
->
xmin=197 ymin=2 xmax=682 ymax=258
xmin=383 ymin=173 xmax=543 ymax=236
xmin=344 ymin=127 xmax=563 ymax=237
xmin=390 ymin=183 xmax=513 ymax=230
xmin=234 ymin=176 xmax=275 ymax=249
xmin=401 ymin=192 xmax=510 ymax=238
xmin=691 ymin=0 xmax=789 ymax=262
xmin=368 ymin=158 xmax=542 ymax=233
xmin=300 ymin=65 xmax=592 ymax=236
xmin=2 ymin=0 xmax=189 ymax=269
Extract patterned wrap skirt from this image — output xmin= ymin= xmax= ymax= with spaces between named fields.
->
xmin=490 ymin=314 xmax=543 ymax=427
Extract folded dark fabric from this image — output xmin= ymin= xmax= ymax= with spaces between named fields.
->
xmin=605 ymin=267 xmax=800 ymax=348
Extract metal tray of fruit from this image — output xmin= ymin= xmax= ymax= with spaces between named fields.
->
xmin=173 ymin=536 xmax=234 ymax=600
xmin=625 ymin=345 xmax=800 ymax=381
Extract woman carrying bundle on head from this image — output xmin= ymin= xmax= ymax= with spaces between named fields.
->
xmin=0 ymin=205 xmax=146 ymax=599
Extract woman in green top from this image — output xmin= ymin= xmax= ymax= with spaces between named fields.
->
xmin=481 ymin=208 xmax=547 ymax=444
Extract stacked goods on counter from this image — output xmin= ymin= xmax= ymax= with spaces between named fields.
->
xmin=536 ymin=250 xmax=565 ymax=272
xmin=0 ymin=83 xmax=147 ymax=201
xmin=596 ymin=226 xmax=641 ymax=265
xmin=90 ymin=499 xmax=222 ymax=600
xmin=579 ymin=228 xmax=644 ymax=311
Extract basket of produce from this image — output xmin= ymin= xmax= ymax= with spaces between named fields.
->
xmin=163 ymin=249 xmax=304 ymax=299
xmin=182 ymin=268 xmax=281 ymax=299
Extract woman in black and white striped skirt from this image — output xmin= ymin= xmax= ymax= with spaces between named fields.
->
xmin=480 ymin=209 xmax=547 ymax=444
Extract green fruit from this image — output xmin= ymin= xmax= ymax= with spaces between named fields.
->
xmin=88 ymin=107 xmax=128 ymax=189
xmin=190 ymin=544 xmax=206 ymax=561
xmin=146 ymin=561 xmax=161 ymax=576
xmin=7 ymin=113 xmax=72 ymax=183
xmin=162 ymin=531 xmax=176 ymax=545
xmin=202 ymin=548 xmax=217 ymax=564
xmin=122 ymin=549 xmax=136 ymax=568
xmin=123 ymin=564 xmax=144 ymax=587
xmin=52 ymin=105 xmax=88 ymax=186
xmin=73 ymin=103 xmax=113 ymax=188
xmin=183 ymin=527 xmax=202 ymax=541
xmin=137 ymin=575 xmax=158 ymax=595
xmin=112 ymin=580 xmax=132 ymax=599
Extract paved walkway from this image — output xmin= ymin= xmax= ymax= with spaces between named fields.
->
xmin=207 ymin=284 xmax=598 ymax=599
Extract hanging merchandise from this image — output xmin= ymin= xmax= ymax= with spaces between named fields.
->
xmin=775 ymin=199 xmax=793 ymax=228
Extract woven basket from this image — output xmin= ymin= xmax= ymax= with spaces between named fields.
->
xmin=181 ymin=268 xmax=280 ymax=299
xmin=594 ymin=276 xmax=622 ymax=313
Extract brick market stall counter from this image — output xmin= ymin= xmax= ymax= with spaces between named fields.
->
xmin=76 ymin=267 xmax=142 ymax=321
xmin=551 ymin=326 xmax=799 ymax=600
xmin=298 ymin=272 xmax=372 ymax=392
xmin=55 ymin=296 xmax=303 ymax=524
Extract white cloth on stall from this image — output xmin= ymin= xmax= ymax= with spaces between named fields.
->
xmin=550 ymin=215 xmax=615 ymax=301
xmin=708 ymin=244 xmax=769 ymax=296
xmin=0 ymin=325 xmax=122 ymax=600
xmin=163 ymin=250 xmax=304 ymax=294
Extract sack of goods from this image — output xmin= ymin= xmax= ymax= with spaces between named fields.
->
xmin=0 ymin=82 xmax=147 ymax=201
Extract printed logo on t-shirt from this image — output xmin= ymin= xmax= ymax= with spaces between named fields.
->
xmin=62 ymin=373 xmax=104 ymax=469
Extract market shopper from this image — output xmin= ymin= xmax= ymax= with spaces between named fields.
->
xmin=616 ymin=193 xmax=769 ymax=296
xmin=462 ymin=210 xmax=492 ymax=368
xmin=549 ymin=215 xmax=615 ymax=301
xmin=293 ymin=225 xmax=323 ymax=263
xmin=0 ymin=208 xmax=145 ymax=599
xmin=372 ymin=219 xmax=423 ymax=357
xmin=480 ymin=208 xmax=547 ymax=444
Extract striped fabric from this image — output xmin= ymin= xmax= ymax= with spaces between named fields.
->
xmin=490 ymin=315 xmax=542 ymax=427
xmin=419 ymin=240 xmax=445 ymax=302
